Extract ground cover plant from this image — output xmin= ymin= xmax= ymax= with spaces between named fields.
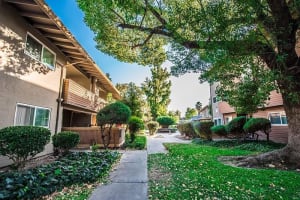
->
xmin=0 ymin=151 xmax=120 ymax=199
xmin=148 ymin=143 xmax=300 ymax=200
xmin=123 ymin=134 xmax=146 ymax=150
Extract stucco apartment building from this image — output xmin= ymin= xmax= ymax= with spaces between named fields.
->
xmin=0 ymin=0 xmax=120 ymax=167
xmin=210 ymin=83 xmax=289 ymax=143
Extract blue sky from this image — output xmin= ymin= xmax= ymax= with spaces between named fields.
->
xmin=45 ymin=0 xmax=210 ymax=115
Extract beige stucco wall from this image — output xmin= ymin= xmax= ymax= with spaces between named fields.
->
xmin=0 ymin=3 xmax=67 ymax=167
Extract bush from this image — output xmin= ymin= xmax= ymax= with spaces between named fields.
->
xmin=147 ymin=121 xmax=159 ymax=135
xmin=211 ymin=125 xmax=227 ymax=136
xmin=0 ymin=151 xmax=119 ymax=199
xmin=0 ymin=126 xmax=51 ymax=168
xmin=243 ymin=118 xmax=271 ymax=141
xmin=97 ymin=101 xmax=131 ymax=148
xmin=193 ymin=121 xmax=214 ymax=140
xmin=128 ymin=116 xmax=144 ymax=142
xmin=52 ymin=131 xmax=80 ymax=154
xmin=156 ymin=116 xmax=175 ymax=128
xmin=124 ymin=134 xmax=146 ymax=149
xmin=177 ymin=122 xmax=197 ymax=138
xmin=226 ymin=116 xmax=247 ymax=136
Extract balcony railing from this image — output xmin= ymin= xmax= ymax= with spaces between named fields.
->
xmin=63 ymin=79 xmax=106 ymax=112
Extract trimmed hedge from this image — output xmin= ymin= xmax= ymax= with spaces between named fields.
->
xmin=97 ymin=101 xmax=131 ymax=125
xmin=198 ymin=121 xmax=214 ymax=140
xmin=156 ymin=116 xmax=175 ymax=127
xmin=128 ymin=116 xmax=144 ymax=142
xmin=124 ymin=134 xmax=146 ymax=149
xmin=177 ymin=122 xmax=197 ymax=138
xmin=0 ymin=126 xmax=51 ymax=168
xmin=0 ymin=151 xmax=119 ymax=199
xmin=211 ymin=125 xmax=227 ymax=136
xmin=147 ymin=121 xmax=159 ymax=135
xmin=243 ymin=118 xmax=271 ymax=141
xmin=226 ymin=116 xmax=247 ymax=136
xmin=52 ymin=131 xmax=80 ymax=154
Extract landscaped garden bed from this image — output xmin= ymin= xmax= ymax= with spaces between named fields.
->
xmin=123 ymin=134 xmax=147 ymax=150
xmin=148 ymin=142 xmax=300 ymax=199
xmin=0 ymin=151 xmax=120 ymax=199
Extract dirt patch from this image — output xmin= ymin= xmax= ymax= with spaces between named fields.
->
xmin=218 ymin=156 xmax=300 ymax=172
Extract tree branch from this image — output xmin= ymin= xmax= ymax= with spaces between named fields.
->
xmin=110 ymin=8 xmax=125 ymax=24
xmin=132 ymin=32 xmax=154 ymax=48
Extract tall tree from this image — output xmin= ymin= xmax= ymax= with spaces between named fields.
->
xmin=142 ymin=66 xmax=171 ymax=120
xmin=77 ymin=1 xmax=300 ymax=165
xmin=185 ymin=107 xmax=197 ymax=120
xmin=116 ymin=82 xmax=146 ymax=118
xmin=195 ymin=101 xmax=203 ymax=116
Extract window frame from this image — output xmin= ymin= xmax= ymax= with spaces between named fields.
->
xmin=268 ymin=112 xmax=288 ymax=126
xmin=24 ymin=32 xmax=56 ymax=70
xmin=14 ymin=103 xmax=51 ymax=128
xmin=213 ymin=118 xmax=222 ymax=126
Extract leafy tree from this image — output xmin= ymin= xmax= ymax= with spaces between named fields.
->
xmin=185 ymin=107 xmax=197 ymax=120
xmin=142 ymin=65 xmax=171 ymax=120
xmin=116 ymin=82 xmax=146 ymax=118
xmin=168 ymin=110 xmax=181 ymax=123
xmin=78 ymin=0 xmax=300 ymax=166
xmin=195 ymin=101 xmax=202 ymax=116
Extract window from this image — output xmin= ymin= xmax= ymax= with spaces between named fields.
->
xmin=212 ymin=96 xmax=221 ymax=103
xmin=225 ymin=116 xmax=232 ymax=124
xmin=25 ymin=34 xmax=56 ymax=69
xmin=269 ymin=112 xmax=288 ymax=125
xmin=15 ymin=104 xmax=51 ymax=128
xmin=214 ymin=118 xmax=222 ymax=125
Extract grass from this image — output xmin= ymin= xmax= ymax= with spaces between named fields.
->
xmin=123 ymin=134 xmax=147 ymax=150
xmin=148 ymin=142 xmax=300 ymax=200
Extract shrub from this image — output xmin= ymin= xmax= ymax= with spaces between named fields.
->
xmin=0 ymin=151 xmax=119 ymax=199
xmin=193 ymin=121 xmax=214 ymax=140
xmin=211 ymin=125 xmax=227 ymax=136
xmin=52 ymin=131 xmax=80 ymax=154
xmin=128 ymin=116 xmax=144 ymax=142
xmin=147 ymin=121 xmax=159 ymax=135
xmin=243 ymin=118 xmax=271 ymax=141
xmin=124 ymin=134 xmax=146 ymax=149
xmin=97 ymin=101 xmax=131 ymax=148
xmin=177 ymin=122 xmax=197 ymax=138
xmin=226 ymin=116 xmax=247 ymax=136
xmin=156 ymin=116 xmax=175 ymax=128
xmin=0 ymin=126 xmax=51 ymax=168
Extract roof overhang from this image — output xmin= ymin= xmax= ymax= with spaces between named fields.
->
xmin=4 ymin=0 xmax=121 ymax=100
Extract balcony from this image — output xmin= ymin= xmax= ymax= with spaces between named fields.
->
xmin=63 ymin=79 xmax=106 ymax=112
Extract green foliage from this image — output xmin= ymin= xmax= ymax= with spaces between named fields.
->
xmin=243 ymin=118 xmax=272 ymax=141
xmin=177 ymin=122 xmax=197 ymax=138
xmin=156 ymin=116 xmax=175 ymax=127
xmin=0 ymin=126 xmax=50 ymax=168
xmin=148 ymin=143 xmax=298 ymax=200
xmin=97 ymin=101 xmax=131 ymax=125
xmin=52 ymin=131 xmax=80 ymax=154
xmin=116 ymin=82 xmax=146 ymax=118
xmin=226 ymin=116 xmax=247 ymax=136
xmin=147 ymin=121 xmax=159 ymax=135
xmin=128 ymin=116 xmax=144 ymax=142
xmin=141 ymin=66 xmax=171 ymax=120
xmin=195 ymin=101 xmax=202 ymax=115
xmin=0 ymin=151 xmax=119 ymax=199
xmin=185 ymin=107 xmax=197 ymax=119
xmin=210 ymin=125 xmax=227 ymax=136
xmin=124 ymin=134 xmax=146 ymax=150
xmin=193 ymin=121 xmax=214 ymax=140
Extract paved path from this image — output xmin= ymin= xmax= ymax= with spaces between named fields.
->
xmin=89 ymin=132 xmax=190 ymax=200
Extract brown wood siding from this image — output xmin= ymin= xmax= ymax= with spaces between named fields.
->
xmin=256 ymin=126 xmax=289 ymax=144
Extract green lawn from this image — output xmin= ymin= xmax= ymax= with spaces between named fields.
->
xmin=148 ymin=143 xmax=300 ymax=200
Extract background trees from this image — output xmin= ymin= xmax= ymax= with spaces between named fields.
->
xmin=185 ymin=107 xmax=197 ymax=120
xmin=195 ymin=101 xmax=202 ymax=116
xmin=142 ymin=65 xmax=171 ymax=120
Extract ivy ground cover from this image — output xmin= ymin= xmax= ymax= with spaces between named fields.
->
xmin=148 ymin=143 xmax=300 ymax=200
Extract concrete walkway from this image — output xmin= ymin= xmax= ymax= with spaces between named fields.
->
xmin=89 ymin=132 xmax=190 ymax=200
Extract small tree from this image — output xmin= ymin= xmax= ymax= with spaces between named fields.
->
xmin=52 ymin=131 xmax=80 ymax=155
xmin=147 ymin=121 xmax=159 ymax=135
xmin=0 ymin=126 xmax=51 ymax=168
xmin=226 ymin=116 xmax=247 ymax=138
xmin=97 ymin=101 xmax=131 ymax=148
xmin=156 ymin=116 xmax=175 ymax=128
xmin=128 ymin=116 xmax=144 ymax=142
xmin=243 ymin=118 xmax=271 ymax=141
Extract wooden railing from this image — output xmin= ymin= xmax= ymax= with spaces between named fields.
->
xmin=63 ymin=79 xmax=106 ymax=112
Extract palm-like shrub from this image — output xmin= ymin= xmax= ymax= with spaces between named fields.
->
xmin=147 ymin=121 xmax=159 ymax=135
xmin=128 ymin=116 xmax=144 ymax=142
xmin=0 ymin=126 xmax=51 ymax=168
xmin=156 ymin=116 xmax=175 ymax=128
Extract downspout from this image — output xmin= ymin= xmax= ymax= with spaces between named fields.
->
xmin=55 ymin=64 xmax=64 ymax=134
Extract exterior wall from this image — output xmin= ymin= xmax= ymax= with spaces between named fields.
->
xmin=210 ymin=83 xmax=223 ymax=124
xmin=0 ymin=3 xmax=67 ymax=167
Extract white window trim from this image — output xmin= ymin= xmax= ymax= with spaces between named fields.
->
xmin=24 ymin=32 xmax=56 ymax=70
xmin=14 ymin=103 xmax=51 ymax=128
xmin=213 ymin=118 xmax=222 ymax=125
xmin=268 ymin=111 xmax=288 ymax=126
